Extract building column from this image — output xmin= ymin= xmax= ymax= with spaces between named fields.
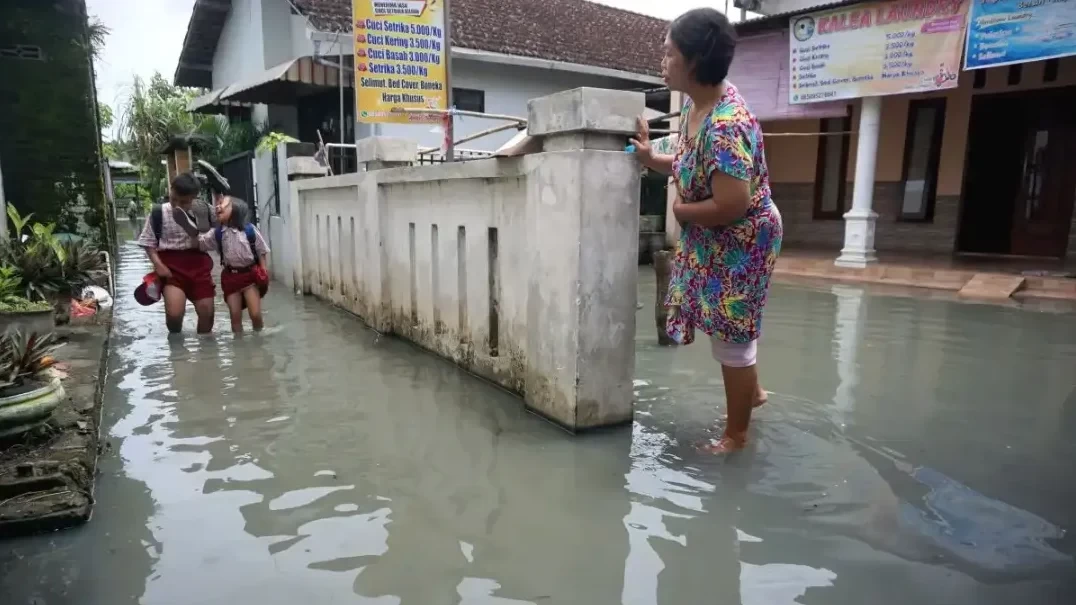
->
xmin=835 ymin=95 xmax=881 ymax=268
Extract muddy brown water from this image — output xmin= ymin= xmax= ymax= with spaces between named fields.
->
xmin=2 ymin=228 xmax=1075 ymax=604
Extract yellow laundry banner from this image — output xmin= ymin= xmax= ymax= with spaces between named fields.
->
xmin=353 ymin=0 xmax=448 ymax=124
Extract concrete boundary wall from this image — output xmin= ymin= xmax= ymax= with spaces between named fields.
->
xmin=286 ymin=88 xmax=645 ymax=431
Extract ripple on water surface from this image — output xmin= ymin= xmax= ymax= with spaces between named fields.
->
xmin=0 ymin=236 xmax=1074 ymax=605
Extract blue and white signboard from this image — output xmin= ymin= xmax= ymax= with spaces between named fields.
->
xmin=965 ymin=0 xmax=1076 ymax=69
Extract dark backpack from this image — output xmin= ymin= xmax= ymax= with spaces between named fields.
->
xmin=150 ymin=204 xmax=164 ymax=243
xmin=215 ymin=224 xmax=258 ymax=267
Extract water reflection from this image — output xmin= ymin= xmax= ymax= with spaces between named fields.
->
xmin=0 ymin=234 xmax=1074 ymax=605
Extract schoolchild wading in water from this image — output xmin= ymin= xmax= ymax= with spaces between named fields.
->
xmin=175 ymin=197 xmax=270 ymax=332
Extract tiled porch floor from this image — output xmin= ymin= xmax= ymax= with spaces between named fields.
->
xmin=773 ymin=247 xmax=1076 ymax=301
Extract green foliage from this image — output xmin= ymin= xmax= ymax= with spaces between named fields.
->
xmin=257 ymin=132 xmax=299 ymax=154
xmin=0 ymin=207 xmax=102 ymax=301
xmin=0 ymin=299 xmax=54 ymax=314
xmin=58 ymin=239 xmax=107 ymax=292
xmin=113 ymin=183 xmax=152 ymax=205
xmin=86 ymin=17 xmax=109 ymax=63
xmin=0 ymin=266 xmax=24 ymax=305
xmin=0 ymin=244 xmax=66 ymax=302
xmin=0 ymin=266 xmax=52 ymax=314
xmin=98 ymin=101 xmax=114 ymax=132
xmin=0 ymin=330 xmax=62 ymax=387
xmin=116 ymin=73 xmax=268 ymax=201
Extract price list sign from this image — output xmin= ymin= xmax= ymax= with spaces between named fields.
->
xmin=353 ymin=0 xmax=448 ymax=124
xmin=788 ymin=0 xmax=970 ymax=104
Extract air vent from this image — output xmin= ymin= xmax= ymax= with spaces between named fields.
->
xmin=0 ymin=45 xmax=45 ymax=61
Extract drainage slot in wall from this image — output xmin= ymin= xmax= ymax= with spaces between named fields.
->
xmin=458 ymin=226 xmax=468 ymax=338
xmin=409 ymin=222 xmax=417 ymax=324
xmin=350 ymin=216 xmax=358 ymax=295
xmin=487 ymin=227 xmax=500 ymax=357
xmin=431 ymin=225 xmax=442 ymax=334
xmin=336 ymin=216 xmax=343 ymax=292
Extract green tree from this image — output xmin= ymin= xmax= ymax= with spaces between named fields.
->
xmin=97 ymin=101 xmax=114 ymax=132
xmin=116 ymin=72 xmax=266 ymax=200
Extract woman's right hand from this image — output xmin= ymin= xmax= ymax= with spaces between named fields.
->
xmin=629 ymin=116 xmax=653 ymax=165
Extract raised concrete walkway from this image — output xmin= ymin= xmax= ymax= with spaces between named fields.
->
xmin=774 ymin=250 xmax=1076 ymax=302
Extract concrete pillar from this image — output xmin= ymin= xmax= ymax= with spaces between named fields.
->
xmin=664 ymin=90 xmax=682 ymax=248
xmin=525 ymin=87 xmax=644 ymax=430
xmin=356 ymin=137 xmax=416 ymax=171
xmin=836 ymin=95 xmax=881 ymax=268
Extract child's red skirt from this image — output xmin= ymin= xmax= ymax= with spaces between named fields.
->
xmin=221 ymin=266 xmax=269 ymax=300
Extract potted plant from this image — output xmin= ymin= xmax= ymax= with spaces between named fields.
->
xmin=0 ymin=265 xmax=55 ymax=335
xmin=1 ymin=207 xmax=70 ymax=323
xmin=59 ymin=238 xmax=109 ymax=292
xmin=0 ymin=330 xmax=64 ymax=438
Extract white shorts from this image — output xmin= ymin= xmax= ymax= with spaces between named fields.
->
xmin=710 ymin=336 xmax=758 ymax=368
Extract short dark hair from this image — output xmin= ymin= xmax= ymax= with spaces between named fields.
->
xmin=171 ymin=172 xmax=201 ymax=197
xmin=225 ymin=197 xmax=251 ymax=229
xmin=669 ymin=8 xmax=737 ymax=86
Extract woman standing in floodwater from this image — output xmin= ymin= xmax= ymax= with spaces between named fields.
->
xmin=631 ymin=8 xmax=782 ymax=453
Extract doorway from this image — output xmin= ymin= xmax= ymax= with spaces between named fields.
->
xmin=957 ymin=85 xmax=1076 ymax=258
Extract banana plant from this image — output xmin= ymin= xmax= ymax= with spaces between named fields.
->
xmin=6 ymin=206 xmax=32 ymax=241
xmin=30 ymin=222 xmax=66 ymax=264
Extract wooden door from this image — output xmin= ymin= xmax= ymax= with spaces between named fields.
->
xmin=1009 ymin=89 xmax=1076 ymax=258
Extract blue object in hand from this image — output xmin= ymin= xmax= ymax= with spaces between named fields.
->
xmin=625 ymin=144 xmax=636 ymax=153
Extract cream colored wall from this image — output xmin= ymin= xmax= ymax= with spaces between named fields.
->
xmin=766 ymin=56 xmax=1076 ymax=197
xmin=761 ymin=119 xmax=820 ymax=183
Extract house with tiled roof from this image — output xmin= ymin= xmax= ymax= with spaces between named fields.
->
xmin=176 ymin=0 xmax=669 ymax=154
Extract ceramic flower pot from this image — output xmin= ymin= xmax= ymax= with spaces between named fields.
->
xmin=0 ymin=309 xmax=55 ymax=337
xmin=0 ymin=378 xmax=66 ymax=438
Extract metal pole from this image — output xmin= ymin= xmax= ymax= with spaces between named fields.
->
xmin=339 ymin=34 xmax=346 ymax=172
xmin=443 ymin=0 xmax=455 ymax=162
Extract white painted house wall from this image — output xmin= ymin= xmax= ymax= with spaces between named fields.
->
xmin=290 ymin=14 xmax=316 ymax=59
xmin=377 ymin=59 xmax=653 ymax=152
xmin=212 ymin=0 xmax=265 ymax=89
xmin=261 ymin=0 xmax=294 ymax=69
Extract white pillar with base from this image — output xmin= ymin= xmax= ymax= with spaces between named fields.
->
xmin=835 ymin=95 xmax=882 ymax=268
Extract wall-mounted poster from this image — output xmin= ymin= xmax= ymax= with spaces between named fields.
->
xmin=789 ymin=0 xmax=970 ymax=104
xmin=965 ymin=0 xmax=1076 ymax=70
xmin=353 ymin=0 xmax=448 ymax=124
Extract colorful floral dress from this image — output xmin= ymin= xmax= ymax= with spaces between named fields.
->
xmin=666 ymin=82 xmax=783 ymax=345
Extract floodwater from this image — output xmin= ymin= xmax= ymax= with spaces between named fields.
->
xmin=2 ymin=228 xmax=1076 ymax=605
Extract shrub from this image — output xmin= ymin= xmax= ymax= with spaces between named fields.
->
xmin=0 ymin=330 xmax=61 ymax=388
xmin=59 ymin=239 xmax=108 ymax=291
xmin=2 ymin=206 xmax=107 ymax=300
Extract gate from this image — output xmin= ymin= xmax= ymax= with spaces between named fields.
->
xmin=219 ymin=151 xmax=257 ymax=224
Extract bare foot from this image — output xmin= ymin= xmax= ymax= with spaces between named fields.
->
xmin=719 ymin=386 xmax=768 ymax=421
xmin=699 ymin=434 xmax=747 ymax=454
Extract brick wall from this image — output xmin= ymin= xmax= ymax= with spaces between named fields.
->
xmin=773 ymin=181 xmax=960 ymax=254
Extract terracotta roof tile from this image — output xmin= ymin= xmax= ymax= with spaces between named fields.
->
xmin=292 ymin=0 xmax=667 ymax=76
